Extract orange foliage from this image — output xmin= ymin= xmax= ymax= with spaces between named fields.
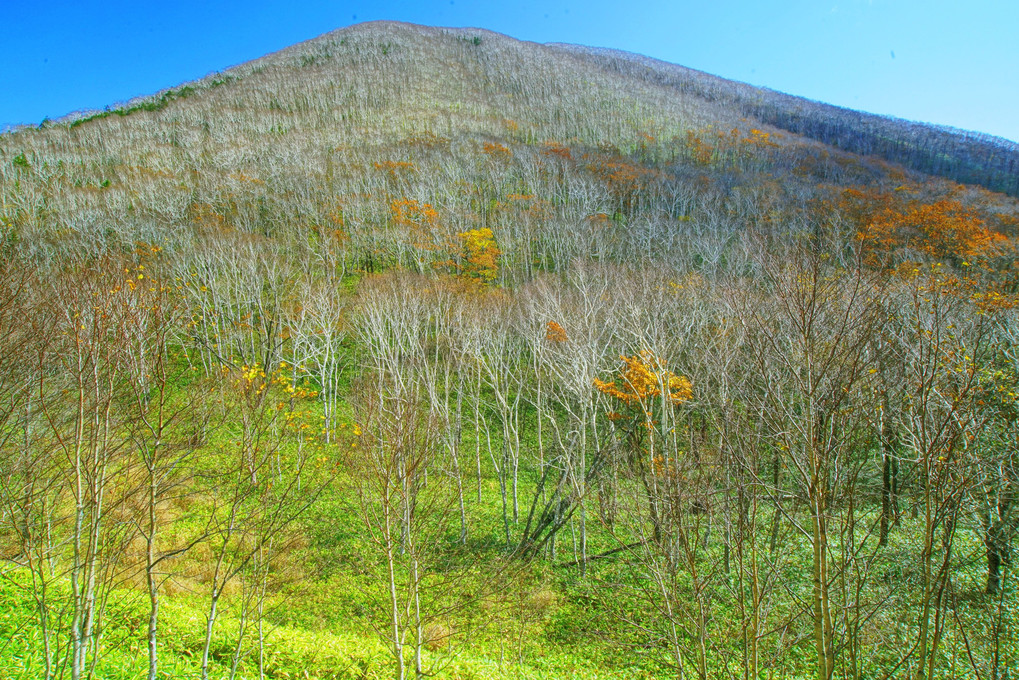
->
xmin=482 ymin=142 xmax=512 ymax=159
xmin=190 ymin=202 xmax=229 ymax=231
xmin=894 ymin=262 xmax=1018 ymax=311
xmin=852 ymin=190 xmax=1010 ymax=265
xmin=969 ymin=288 xmax=1019 ymax=312
xmin=504 ymin=193 xmax=551 ymax=221
xmin=314 ymin=222 xmax=348 ymax=248
xmin=374 ymin=161 xmax=416 ymax=182
xmin=746 ymin=128 xmax=779 ymax=148
xmin=587 ymin=157 xmax=661 ymax=193
xmin=390 ymin=198 xmax=441 ymax=251
xmin=683 ymin=126 xmax=779 ymax=168
xmin=685 ymin=130 xmax=714 ymax=166
xmin=540 ymin=142 xmax=573 ymax=161
xmin=908 ymin=201 xmax=1008 ymax=261
xmin=228 ymin=172 xmax=265 ymax=185
xmin=586 ymin=154 xmax=663 ymax=214
xmin=322 ymin=198 xmax=346 ymax=228
xmin=404 ymin=132 xmax=450 ymax=151
xmin=594 ymin=352 xmax=692 ymax=412
xmin=586 ymin=213 xmax=613 ymax=231
xmin=545 ymin=321 xmax=568 ymax=343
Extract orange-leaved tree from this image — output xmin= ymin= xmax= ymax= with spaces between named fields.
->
xmin=595 ymin=350 xmax=692 ymax=476
xmin=586 ymin=154 xmax=664 ymax=216
xmin=850 ymin=189 xmax=1010 ymax=267
xmin=595 ymin=351 xmax=692 ymax=419
xmin=389 ymin=198 xmax=449 ymax=273
xmin=391 ymin=198 xmax=441 ymax=250
xmin=545 ymin=320 xmax=568 ymax=344
xmin=594 ymin=350 xmax=704 ymax=675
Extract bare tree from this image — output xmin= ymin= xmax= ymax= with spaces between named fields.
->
xmin=349 ymin=385 xmax=482 ymax=680
xmin=735 ymin=246 xmax=882 ymax=680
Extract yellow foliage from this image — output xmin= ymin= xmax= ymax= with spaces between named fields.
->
xmin=456 ymin=227 xmax=500 ymax=282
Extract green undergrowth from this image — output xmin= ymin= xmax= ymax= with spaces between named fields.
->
xmin=1 ymin=286 xmax=1015 ymax=678
xmin=0 ymin=568 xmax=662 ymax=679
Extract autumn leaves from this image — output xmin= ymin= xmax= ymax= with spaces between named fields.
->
xmin=847 ymin=186 xmax=1011 ymax=267
xmin=594 ymin=352 xmax=693 ymax=410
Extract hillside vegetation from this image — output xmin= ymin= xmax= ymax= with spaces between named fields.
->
xmin=1 ymin=21 xmax=1018 ymax=680
xmin=551 ymin=43 xmax=1019 ymax=197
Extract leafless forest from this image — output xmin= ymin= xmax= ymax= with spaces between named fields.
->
xmin=1 ymin=21 xmax=1018 ymax=680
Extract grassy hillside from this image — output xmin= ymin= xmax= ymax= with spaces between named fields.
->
xmin=1 ymin=21 xmax=1018 ymax=680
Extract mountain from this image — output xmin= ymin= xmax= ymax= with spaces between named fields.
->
xmin=2 ymin=20 xmax=1015 ymax=258
xmin=1 ymin=21 xmax=1018 ymax=680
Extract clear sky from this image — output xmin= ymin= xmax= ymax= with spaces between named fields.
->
xmin=2 ymin=0 xmax=1017 ymax=142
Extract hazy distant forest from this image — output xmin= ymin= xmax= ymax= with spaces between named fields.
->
xmin=1 ymin=22 xmax=1018 ymax=680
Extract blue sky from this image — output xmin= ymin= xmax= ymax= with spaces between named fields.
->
xmin=3 ymin=0 xmax=1017 ymax=142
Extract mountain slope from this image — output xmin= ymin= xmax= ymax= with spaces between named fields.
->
xmin=0 ymin=21 xmax=748 ymax=250
xmin=549 ymin=42 xmax=1019 ymax=196
xmin=2 ymin=21 xmax=1013 ymax=255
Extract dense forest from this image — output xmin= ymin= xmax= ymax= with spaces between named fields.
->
xmin=1 ymin=21 xmax=1017 ymax=680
